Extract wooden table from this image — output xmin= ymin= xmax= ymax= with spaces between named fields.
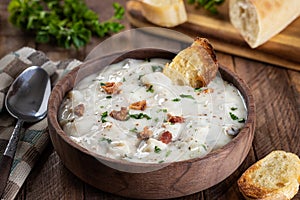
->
xmin=1 ymin=0 xmax=299 ymax=199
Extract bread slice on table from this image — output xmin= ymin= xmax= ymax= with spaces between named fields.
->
xmin=229 ymin=0 xmax=300 ymax=48
xmin=238 ymin=150 xmax=300 ymax=200
xmin=163 ymin=37 xmax=218 ymax=88
xmin=127 ymin=0 xmax=187 ymax=27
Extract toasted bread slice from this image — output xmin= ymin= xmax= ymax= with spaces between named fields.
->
xmin=238 ymin=150 xmax=300 ymax=200
xmin=127 ymin=0 xmax=187 ymax=27
xmin=163 ymin=37 xmax=218 ymax=88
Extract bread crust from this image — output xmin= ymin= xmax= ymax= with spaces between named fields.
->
xmin=163 ymin=37 xmax=218 ymax=88
xmin=238 ymin=150 xmax=300 ymax=200
xmin=137 ymin=0 xmax=187 ymax=27
xmin=229 ymin=0 xmax=300 ymax=48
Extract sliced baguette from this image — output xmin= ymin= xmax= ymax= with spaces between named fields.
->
xmin=163 ymin=37 xmax=218 ymax=88
xmin=238 ymin=150 xmax=300 ymax=200
xmin=229 ymin=0 xmax=300 ymax=48
xmin=127 ymin=0 xmax=187 ymax=27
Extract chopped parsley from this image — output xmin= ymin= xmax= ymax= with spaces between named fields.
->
xmin=230 ymin=107 xmax=238 ymax=111
xmin=122 ymin=77 xmax=126 ymax=82
xmin=166 ymin=150 xmax=172 ymax=157
xmin=157 ymin=108 xmax=168 ymax=113
xmin=129 ymin=113 xmax=151 ymax=120
xmin=106 ymin=96 xmax=112 ymax=99
xmin=229 ymin=112 xmax=246 ymax=123
xmin=201 ymin=144 xmax=208 ymax=151
xmin=100 ymin=82 xmax=106 ymax=86
xmin=129 ymin=127 xmax=138 ymax=133
xmin=158 ymin=160 xmax=164 ymax=163
xmin=101 ymin=137 xmax=112 ymax=144
xmin=229 ymin=112 xmax=239 ymax=120
xmin=179 ymin=94 xmax=195 ymax=100
xmin=151 ymin=65 xmax=163 ymax=72
xmin=172 ymin=98 xmax=181 ymax=102
xmin=154 ymin=118 xmax=159 ymax=122
xmin=138 ymin=74 xmax=144 ymax=80
xmin=100 ymin=105 xmax=104 ymax=109
xmin=146 ymin=85 xmax=154 ymax=93
xmin=194 ymin=87 xmax=202 ymax=92
xmin=154 ymin=146 xmax=161 ymax=153
xmin=101 ymin=111 xmax=108 ymax=123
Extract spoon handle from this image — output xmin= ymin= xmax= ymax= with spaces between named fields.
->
xmin=0 ymin=120 xmax=24 ymax=198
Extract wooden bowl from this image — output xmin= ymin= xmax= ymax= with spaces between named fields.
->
xmin=48 ymin=49 xmax=255 ymax=199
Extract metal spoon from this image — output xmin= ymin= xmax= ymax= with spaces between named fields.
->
xmin=0 ymin=66 xmax=51 ymax=197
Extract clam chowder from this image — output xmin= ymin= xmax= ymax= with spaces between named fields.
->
xmin=59 ymin=58 xmax=247 ymax=163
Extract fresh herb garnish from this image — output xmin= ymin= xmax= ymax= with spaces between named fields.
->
xmin=154 ymin=146 xmax=161 ymax=153
xmin=154 ymin=118 xmax=159 ymax=122
xmin=180 ymin=94 xmax=195 ymax=100
xmin=146 ymin=85 xmax=154 ymax=93
xmin=166 ymin=150 xmax=172 ymax=157
xmin=229 ymin=112 xmax=239 ymax=120
xmin=101 ymin=137 xmax=112 ymax=144
xmin=230 ymin=107 xmax=238 ymax=111
xmin=157 ymin=108 xmax=168 ymax=113
xmin=229 ymin=112 xmax=246 ymax=123
xmin=201 ymin=144 xmax=208 ymax=151
xmin=187 ymin=0 xmax=225 ymax=14
xmin=151 ymin=65 xmax=163 ymax=72
xmin=129 ymin=127 xmax=138 ymax=133
xmin=138 ymin=74 xmax=144 ymax=80
xmin=106 ymin=96 xmax=112 ymax=99
xmin=8 ymin=0 xmax=125 ymax=48
xmin=194 ymin=87 xmax=202 ymax=92
xmin=158 ymin=160 xmax=164 ymax=163
xmin=100 ymin=82 xmax=106 ymax=86
xmin=101 ymin=111 xmax=108 ymax=123
xmin=172 ymin=98 xmax=181 ymax=102
xmin=129 ymin=113 xmax=151 ymax=120
xmin=122 ymin=77 xmax=126 ymax=82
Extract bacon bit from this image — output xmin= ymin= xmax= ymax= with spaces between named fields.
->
xmin=101 ymin=82 xmax=122 ymax=94
xmin=202 ymin=88 xmax=214 ymax=94
xmin=73 ymin=104 xmax=85 ymax=117
xmin=129 ymin=100 xmax=147 ymax=111
xmin=159 ymin=131 xmax=172 ymax=144
xmin=137 ymin=126 xmax=153 ymax=140
xmin=167 ymin=114 xmax=184 ymax=124
xmin=109 ymin=107 xmax=128 ymax=121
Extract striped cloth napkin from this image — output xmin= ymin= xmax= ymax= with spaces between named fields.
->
xmin=0 ymin=47 xmax=82 ymax=200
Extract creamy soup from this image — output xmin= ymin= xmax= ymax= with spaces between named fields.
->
xmin=59 ymin=58 xmax=247 ymax=163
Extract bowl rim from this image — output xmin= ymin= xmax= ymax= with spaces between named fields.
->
xmin=48 ymin=49 xmax=255 ymax=168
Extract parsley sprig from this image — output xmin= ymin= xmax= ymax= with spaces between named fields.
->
xmin=8 ymin=0 xmax=125 ymax=49
xmin=187 ymin=0 xmax=225 ymax=14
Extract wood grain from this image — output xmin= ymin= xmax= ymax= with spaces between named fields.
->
xmin=126 ymin=1 xmax=300 ymax=71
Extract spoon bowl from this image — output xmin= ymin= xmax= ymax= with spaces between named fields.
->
xmin=0 ymin=66 xmax=51 ymax=197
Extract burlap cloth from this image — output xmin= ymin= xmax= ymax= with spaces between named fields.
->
xmin=0 ymin=47 xmax=82 ymax=200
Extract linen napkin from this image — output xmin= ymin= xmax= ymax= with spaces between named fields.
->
xmin=0 ymin=47 xmax=82 ymax=200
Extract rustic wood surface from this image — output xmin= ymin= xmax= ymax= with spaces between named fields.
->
xmin=0 ymin=0 xmax=299 ymax=199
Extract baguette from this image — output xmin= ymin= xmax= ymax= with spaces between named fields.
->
xmin=229 ymin=0 xmax=300 ymax=48
xmin=163 ymin=37 xmax=218 ymax=88
xmin=238 ymin=150 xmax=300 ymax=200
xmin=128 ymin=0 xmax=187 ymax=27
